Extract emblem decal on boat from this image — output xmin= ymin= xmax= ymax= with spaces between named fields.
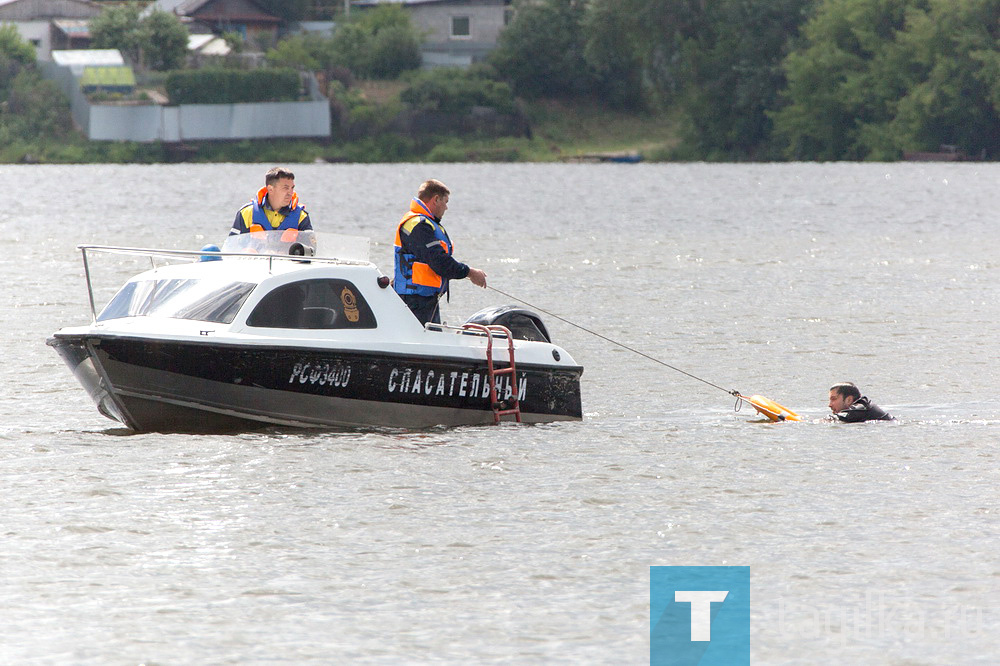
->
xmin=341 ymin=287 xmax=360 ymax=323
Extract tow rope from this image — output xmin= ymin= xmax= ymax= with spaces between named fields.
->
xmin=486 ymin=285 xmax=799 ymax=422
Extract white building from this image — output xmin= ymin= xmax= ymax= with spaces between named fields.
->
xmin=353 ymin=0 xmax=511 ymax=67
xmin=0 ymin=0 xmax=101 ymax=60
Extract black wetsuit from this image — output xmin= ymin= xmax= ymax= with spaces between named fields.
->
xmin=834 ymin=396 xmax=894 ymax=422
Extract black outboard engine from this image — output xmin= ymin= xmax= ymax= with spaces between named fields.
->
xmin=465 ymin=305 xmax=551 ymax=343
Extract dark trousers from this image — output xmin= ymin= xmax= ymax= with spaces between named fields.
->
xmin=401 ymin=294 xmax=441 ymax=326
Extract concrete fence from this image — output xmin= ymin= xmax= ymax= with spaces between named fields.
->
xmin=41 ymin=61 xmax=331 ymax=143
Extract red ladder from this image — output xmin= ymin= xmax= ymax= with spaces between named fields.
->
xmin=463 ymin=323 xmax=522 ymax=424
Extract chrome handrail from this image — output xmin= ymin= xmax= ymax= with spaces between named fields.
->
xmin=77 ymin=244 xmax=375 ymax=322
xmin=425 ymin=321 xmax=519 ymax=340
xmin=77 ymin=244 xmax=372 ymax=266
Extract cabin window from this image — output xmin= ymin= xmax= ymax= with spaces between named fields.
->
xmin=451 ymin=16 xmax=471 ymax=39
xmin=98 ymin=279 xmax=255 ymax=323
xmin=247 ymin=279 xmax=377 ymax=329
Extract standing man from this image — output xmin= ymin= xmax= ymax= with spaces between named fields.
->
xmin=393 ymin=179 xmax=487 ymax=326
xmin=231 ymin=166 xmax=312 ymax=235
xmin=828 ymin=382 xmax=895 ymax=422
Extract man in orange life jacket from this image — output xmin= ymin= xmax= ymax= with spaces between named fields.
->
xmin=230 ymin=166 xmax=312 ymax=236
xmin=394 ymin=179 xmax=487 ymax=326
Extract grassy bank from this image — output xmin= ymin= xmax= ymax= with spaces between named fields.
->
xmin=5 ymin=94 xmax=678 ymax=164
xmin=519 ymin=99 xmax=678 ymax=160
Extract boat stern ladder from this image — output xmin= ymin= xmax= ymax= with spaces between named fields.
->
xmin=463 ymin=323 xmax=522 ymax=424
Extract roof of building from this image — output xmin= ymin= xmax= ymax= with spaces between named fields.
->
xmin=353 ymin=0 xmax=450 ymax=5
xmin=80 ymin=65 xmax=136 ymax=89
xmin=150 ymin=0 xmax=279 ymax=23
xmin=51 ymin=49 xmax=125 ymax=67
xmin=0 ymin=0 xmax=101 ymax=19
xmin=52 ymin=19 xmax=91 ymax=38
xmin=188 ymin=33 xmax=231 ymax=55
xmin=353 ymin=0 xmax=502 ymax=5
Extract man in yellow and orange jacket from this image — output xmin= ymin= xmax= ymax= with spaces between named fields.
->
xmin=231 ymin=166 xmax=312 ymax=235
xmin=393 ymin=179 xmax=486 ymax=325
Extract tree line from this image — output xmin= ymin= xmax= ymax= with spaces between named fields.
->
xmin=496 ymin=0 xmax=1000 ymax=161
xmin=10 ymin=0 xmax=1000 ymax=162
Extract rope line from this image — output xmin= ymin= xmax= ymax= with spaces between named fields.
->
xmin=486 ymin=285 xmax=741 ymax=398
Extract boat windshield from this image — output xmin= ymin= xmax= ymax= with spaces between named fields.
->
xmin=98 ymin=279 xmax=256 ymax=323
xmin=218 ymin=230 xmax=369 ymax=262
xmin=220 ymin=229 xmax=318 ymax=256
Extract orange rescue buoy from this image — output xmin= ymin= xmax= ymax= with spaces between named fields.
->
xmin=741 ymin=394 xmax=800 ymax=422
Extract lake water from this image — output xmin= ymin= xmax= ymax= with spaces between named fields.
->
xmin=2 ymin=163 xmax=998 ymax=664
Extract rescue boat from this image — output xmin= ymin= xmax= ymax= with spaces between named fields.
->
xmin=47 ymin=231 xmax=583 ymax=432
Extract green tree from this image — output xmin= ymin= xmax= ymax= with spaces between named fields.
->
xmin=0 ymin=26 xmax=74 ymax=148
xmin=91 ymin=3 xmax=189 ymax=71
xmin=329 ymin=4 xmax=421 ymax=79
xmin=771 ymin=0 xmax=926 ymax=160
xmin=877 ymin=0 xmax=1000 ymax=158
xmin=0 ymin=24 xmax=36 ymax=94
xmin=581 ymin=0 xmax=645 ymax=109
xmin=400 ymin=66 xmax=516 ymax=115
xmin=266 ymin=5 xmax=422 ymax=79
xmin=266 ymin=33 xmax=325 ymax=71
xmin=0 ymin=24 xmax=36 ymax=66
xmin=674 ymin=0 xmax=813 ymax=159
xmin=142 ymin=10 xmax=190 ymax=71
xmin=6 ymin=70 xmax=72 ymax=139
xmin=582 ymin=0 xmax=713 ymax=105
xmin=489 ymin=0 xmax=594 ymax=99
xmin=582 ymin=0 xmax=811 ymax=158
xmin=366 ymin=23 xmax=422 ymax=79
xmin=91 ymin=3 xmax=145 ymax=62
xmin=329 ymin=23 xmax=371 ymax=75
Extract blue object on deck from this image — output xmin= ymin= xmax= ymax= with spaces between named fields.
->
xmin=199 ymin=244 xmax=221 ymax=261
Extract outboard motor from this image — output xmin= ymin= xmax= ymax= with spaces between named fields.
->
xmin=465 ymin=305 xmax=551 ymax=343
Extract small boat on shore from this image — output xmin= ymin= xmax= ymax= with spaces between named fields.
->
xmin=565 ymin=151 xmax=643 ymax=164
xmin=47 ymin=231 xmax=583 ymax=432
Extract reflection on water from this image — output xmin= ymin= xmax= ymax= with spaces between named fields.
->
xmin=3 ymin=163 xmax=999 ymax=663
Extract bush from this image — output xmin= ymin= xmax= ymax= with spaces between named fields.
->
xmin=488 ymin=0 xmax=593 ymax=99
xmin=424 ymin=137 xmax=526 ymax=162
xmin=424 ymin=140 xmax=467 ymax=162
xmin=0 ymin=24 xmax=35 ymax=94
xmin=366 ymin=24 xmax=421 ymax=79
xmin=5 ymin=71 xmax=72 ymax=138
xmin=400 ymin=68 xmax=516 ymax=115
xmin=266 ymin=33 xmax=325 ymax=71
xmin=329 ymin=5 xmax=422 ymax=79
xmin=0 ymin=24 xmax=34 ymax=67
xmin=166 ymin=68 xmax=301 ymax=104
xmin=91 ymin=5 xmax=188 ymax=72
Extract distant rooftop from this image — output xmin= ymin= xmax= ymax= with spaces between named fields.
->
xmin=51 ymin=50 xmax=125 ymax=68
xmin=353 ymin=0 xmax=452 ymax=5
xmin=52 ymin=19 xmax=91 ymax=38
xmin=189 ymin=33 xmax=231 ymax=56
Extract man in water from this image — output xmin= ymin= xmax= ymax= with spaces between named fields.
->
xmin=828 ymin=382 xmax=895 ymax=422
xmin=393 ymin=179 xmax=487 ymax=326
xmin=231 ymin=166 xmax=312 ymax=235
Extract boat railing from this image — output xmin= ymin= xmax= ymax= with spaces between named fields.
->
xmin=426 ymin=321 xmax=518 ymax=340
xmin=77 ymin=244 xmax=374 ymax=322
